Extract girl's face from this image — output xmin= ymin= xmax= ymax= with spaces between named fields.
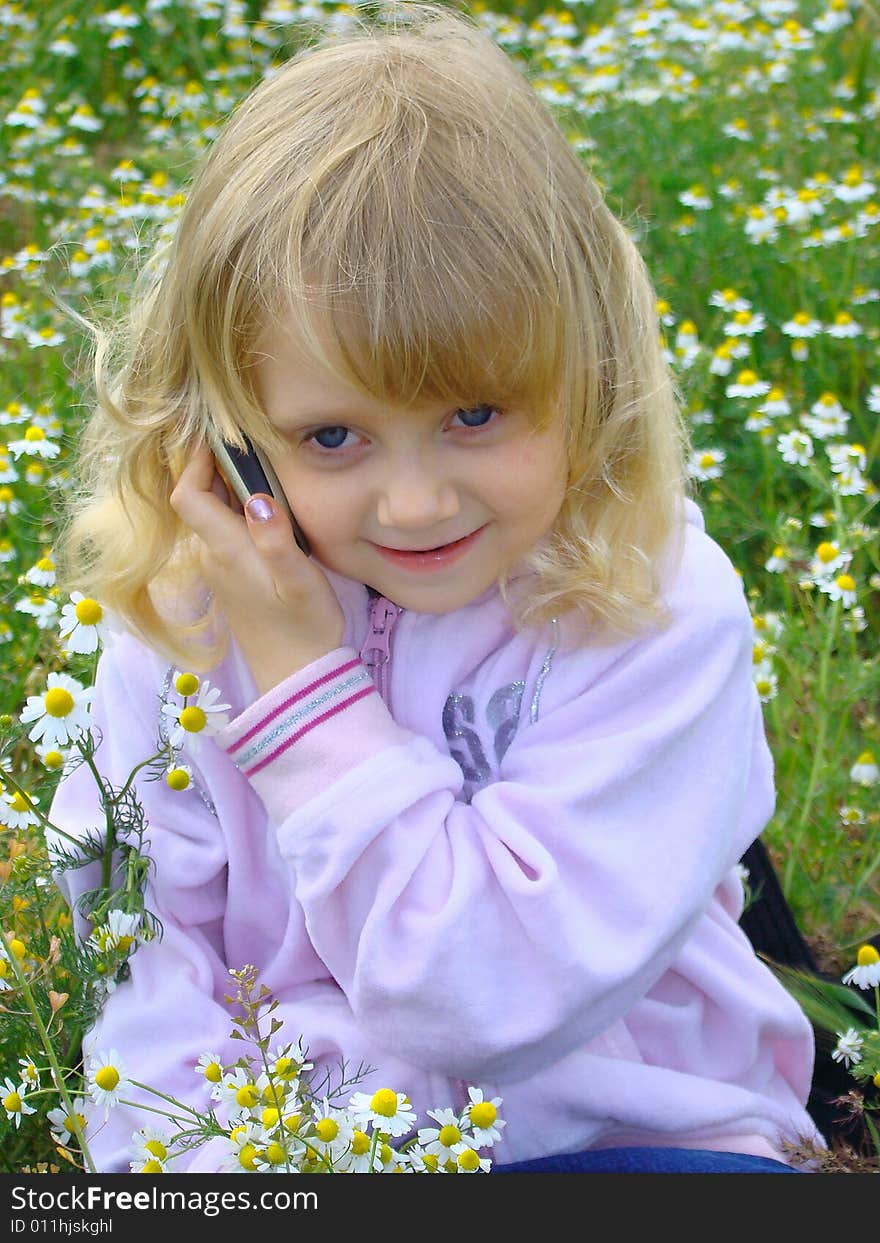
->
xmin=252 ymin=323 xmax=569 ymax=613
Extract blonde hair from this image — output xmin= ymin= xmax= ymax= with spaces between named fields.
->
xmin=56 ymin=2 xmax=690 ymax=672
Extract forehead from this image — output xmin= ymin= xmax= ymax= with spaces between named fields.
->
xmin=250 ymin=321 xmax=439 ymax=425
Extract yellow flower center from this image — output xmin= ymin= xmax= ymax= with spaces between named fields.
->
xmin=178 ymin=705 xmax=206 ymax=733
xmin=457 ymin=1148 xmax=481 ymax=1171
xmin=370 ymin=1088 xmax=399 ymax=1117
xmin=736 ymin=370 xmax=758 ymax=385
xmin=24 ymin=427 xmax=46 ymax=442
xmin=857 ymin=945 xmax=880 ymax=966
xmin=351 ymin=1130 xmax=371 ymax=1155
xmin=315 ymin=1117 xmax=339 ymax=1142
xmin=265 ymin=1142 xmax=286 ymax=1165
xmin=166 ymin=768 xmax=190 ymax=791
xmin=421 ymin=1152 xmax=440 ymax=1171
xmin=438 ymin=1124 xmax=461 ymax=1147
xmin=10 ymin=792 xmax=29 ymax=813
xmin=36 ymin=557 xmax=54 ymax=572
xmin=95 ymin=1066 xmax=119 ymax=1092
xmin=44 ymin=687 xmax=75 ymax=718
xmin=174 ymin=672 xmax=199 ymax=696
xmin=9 ymin=939 xmax=26 ymax=959
xmin=235 ymin=1084 xmax=259 ymax=1109
xmin=74 ymin=598 xmax=103 ymax=625
xmin=3 ymin=1091 xmax=22 ymax=1113
xmin=145 ymin=1138 xmax=167 ymax=1160
xmin=470 ymin=1101 xmax=497 ymax=1129
xmin=856 ymin=751 xmax=875 ymax=766
xmin=42 ymin=751 xmax=64 ymax=769
xmin=238 ymin=1143 xmax=257 ymax=1170
xmin=140 ymin=1160 xmax=163 ymax=1173
xmin=273 ymin=1056 xmax=296 ymax=1080
xmin=64 ymin=1112 xmax=86 ymax=1135
xmin=816 ymin=542 xmax=839 ymax=562
xmin=835 ymin=574 xmax=855 ymax=592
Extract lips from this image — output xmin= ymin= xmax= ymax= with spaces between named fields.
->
xmin=371 ymin=524 xmax=488 ymax=571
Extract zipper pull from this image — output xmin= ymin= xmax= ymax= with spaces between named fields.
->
xmin=359 ymin=596 xmax=401 ymax=673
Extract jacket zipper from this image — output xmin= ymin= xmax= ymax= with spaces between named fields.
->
xmin=358 ymin=594 xmax=402 ymax=709
xmin=358 ymin=594 xmax=470 ymax=1118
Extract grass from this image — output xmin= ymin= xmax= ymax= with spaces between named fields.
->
xmin=0 ymin=0 xmax=877 ymax=1172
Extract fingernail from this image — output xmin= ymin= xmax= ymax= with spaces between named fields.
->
xmin=246 ymin=496 xmax=275 ymax=522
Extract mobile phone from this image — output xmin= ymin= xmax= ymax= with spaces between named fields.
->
xmin=208 ymin=431 xmax=311 ymax=557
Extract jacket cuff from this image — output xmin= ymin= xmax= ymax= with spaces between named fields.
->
xmin=214 ymin=646 xmax=412 ymax=823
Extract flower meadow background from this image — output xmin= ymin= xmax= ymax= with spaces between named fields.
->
xmin=0 ymin=0 xmax=877 ymax=1172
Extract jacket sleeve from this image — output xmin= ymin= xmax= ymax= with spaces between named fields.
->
xmin=47 ymin=633 xmax=236 ymax=1173
xmin=217 ymin=533 xmax=775 ymax=1083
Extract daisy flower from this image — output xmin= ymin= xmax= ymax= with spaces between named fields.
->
xmin=165 ymin=763 xmax=193 ymax=792
xmin=88 ymin=909 xmax=142 ymax=954
xmin=25 ymin=555 xmax=56 ymax=587
xmin=453 ymin=1145 xmax=492 ymax=1173
xmin=195 ymin=1051 xmax=225 ymax=1088
xmin=764 ymin=546 xmax=789 ymax=574
xmin=15 ymin=592 xmax=58 ymax=628
xmin=348 ymin=1088 xmax=417 ymax=1138
xmin=7 ymin=425 xmax=61 ymax=459
xmin=463 ymin=1086 xmax=506 ymax=1147
xmin=687 ymin=448 xmax=726 ymax=481
xmin=831 ymin=1028 xmax=864 ymax=1067
xmin=308 ymin=1097 xmax=355 ymax=1163
xmin=418 ymin=1107 xmax=468 ymax=1163
xmin=724 ymin=309 xmax=766 ymax=336
xmin=850 ymin=751 xmax=879 ymax=786
xmin=18 ymin=1056 xmax=40 ymax=1089
xmin=2 ymin=1077 xmax=36 ymax=1128
xmin=754 ymin=670 xmax=779 ymax=703
xmin=86 ymin=1049 xmax=131 ymax=1118
xmin=726 ymin=370 xmax=771 ymax=399
xmin=781 ymin=311 xmax=822 ymax=337
xmin=46 ymin=1097 xmax=89 ymax=1148
xmin=826 ymin=443 xmax=867 ymax=474
xmin=709 ymin=288 xmax=750 ymax=312
xmin=818 ymin=573 xmax=857 ymax=607
xmin=334 ymin=1127 xmax=384 ymax=1173
xmin=0 ymin=786 xmax=41 ymax=830
xmin=129 ymin=1124 xmax=176 ymax=1173
xmin=57 ymin=592 xmax=116 ymax=654
xmin=825 ymin=311 xmax=861 ymax=338
xmin=160 ymin=674 xmax=230 ymax=752
xmin=775 ymin=430 xmax=815 ymax=464
xmin=842 ymin=944 xmax=880 ymax=989
xmin=19 ymin=672 xmax=93 ymax=748
xmin=222 ymin=1121 xmax=264 ymax=1173
xmin=809 ymin=541 xmax=850 ymax=578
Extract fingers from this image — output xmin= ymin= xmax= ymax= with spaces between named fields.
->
xmin=170 ymin=443 xmax=246 ymax=556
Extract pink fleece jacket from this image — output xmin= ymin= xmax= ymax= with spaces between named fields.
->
xmin=49 ymin=498 xmax=821 ymax=1170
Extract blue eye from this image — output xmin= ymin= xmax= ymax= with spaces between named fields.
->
xmin=311 ymin=426 xmax=351 ymax=450
xmin=454 ymin=404 xmax=498 ymax=429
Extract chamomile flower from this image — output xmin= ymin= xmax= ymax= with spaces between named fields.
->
xmin=418 ymin=1107 xmax=468 ymax=1162
xmin=129 ymin=1125 xmax=175 ymax=1172
xmin=842 ymin=945 xmax=880 ymax=989
xmin=687 ymin=448 xmax=726 ymax=481
xmin=7 ymin=425 xmax=61 ymax=459
xmin=463 ymin=1087 xmax=506 ymax=1147
xmin=25 ymin=555 xmax=56 ymax=587
xmin=334 ymin=1127 xmax=383 ymax=1172
xmin=17 ymin=1056 xmax=40 ymax=1089
xmin=2 ymin=1077 xmax=36 ymax=1128
xmin=19 ymin=672 xmax=93 ymax=747
xmin=86 ymin=1049 xmax=131 ymax=1117
xmin=818 ymin=573 xmax=857 ymax=607
xmin=348 ymin=1088 xmax=417 ymax=1137
xmin=57 ymin=592 xmax=115 ymax=654
xmin=88 ymin=909 xmax=142 ymax=954
xmin=765 ymin=546 xmax=789 ymax=573
xmin=850 ymin=751 xmax=879 ymax=786
xmin=46 ymin=1097 xmax=88 ymax=1148
xmin=0 ymin=786 xmax=40 ymax=830
xmin=726 ymin=370 xmax=771 ymax=399
xmin=753 ymin=670 xmax=779 ymax=703
xmin=195 ymin=1051 xmax=225 ymax=1088
xmin=309 ymin=1098 xmax=355 ymax=1162
xmin=831 ymin=1028 xmax=864 ymax=1067
xmin=826 ymin=443 xmax=867 ymax=474
xmin=453 ymin=1145 xmax=492 ymax=1173
xmin=161 ymin=675 xmax=231 ymax=751
xmin=222 ymin=1121 xmax=264 ymax=1173
xmin=809 ymin=541 xmax=850 ymax=578
xmin=781 ymin=311 xmax=822 ymax=337
xmin=724 ymin=309 xmax=766 ymax=336
xmin=825 ymin=311 xmax=862 ymax=338
xmin=165 ymin=763 xmax=193 ymax=792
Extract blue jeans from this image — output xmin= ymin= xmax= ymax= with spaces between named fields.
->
xmin=494 ymin=1146 xmax=799 ymax=1173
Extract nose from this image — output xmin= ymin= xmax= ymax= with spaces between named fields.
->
xmin=375 ymin=460 xmax=461 ymax=531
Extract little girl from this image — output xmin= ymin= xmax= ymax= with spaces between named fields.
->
xmin=50 ymin=4 xmax=822 ymax=1173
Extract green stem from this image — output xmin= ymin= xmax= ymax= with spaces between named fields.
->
xmin=0 ymin=924 xmax=97 ymax=1173
xmin=783 ymin=597 xmax=840 ymax=893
